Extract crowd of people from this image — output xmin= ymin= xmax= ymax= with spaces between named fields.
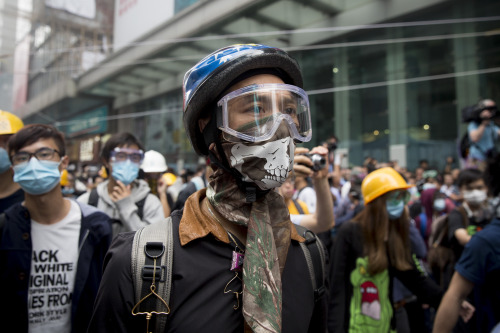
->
xmin=0 ymin=44 xmax=499 ymax=333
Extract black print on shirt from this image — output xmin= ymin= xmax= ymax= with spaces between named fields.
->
xmin=28 ymin=249 xmax=74 ymax=325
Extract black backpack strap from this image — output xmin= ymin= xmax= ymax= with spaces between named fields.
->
xmin=292 ymin=199 xmax=305 ymax=215
xmin=135 ymin=195 xmax=148 ymax=220
xmin=295 ymin=224 xmax=326 ymax=302
xmin=88 ymin=188 xmax=99 ymax=207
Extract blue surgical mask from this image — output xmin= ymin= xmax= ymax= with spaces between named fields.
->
xmin=433 ymin=198 xmax=446 ymax=212
xmin=386 ymin=200 xmax=405 ymax=219
xmin=13 ymin=158 xmax=61 ymax=195
xmin=112 ymin=160 xmax=139 ymax=185
xmin=62 ymin=187 xmax=75 ymax=195
xmin=0 ymin=148 xmax=11 ymax=173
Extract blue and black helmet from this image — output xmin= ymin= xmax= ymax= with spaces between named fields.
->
xmin=182 ymin=44 xmax=303 ymax=155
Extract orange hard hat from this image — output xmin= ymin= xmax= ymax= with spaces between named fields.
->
xmin=361 ymin=167 xmax=414 ymax=204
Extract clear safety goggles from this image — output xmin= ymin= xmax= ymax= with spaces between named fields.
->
xmin=216 ymin=84 xmax=312 ymax=143
xmin=110 ymin=147 xmax=144 ymax=164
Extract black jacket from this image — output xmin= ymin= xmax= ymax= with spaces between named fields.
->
xmin=0 ymin=201 xmax=112 ymax=333
xmin=88 ymin=209 xmax=328 ymax=332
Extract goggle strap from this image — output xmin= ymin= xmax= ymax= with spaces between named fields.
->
xmin=202 ymin=112 xmax=219 ymax=153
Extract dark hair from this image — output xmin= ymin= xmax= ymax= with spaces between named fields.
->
xmin=180 ymin=168 xmax=195 ymax=182
xmin=8 ymin=124 xmax=66 ymax=156
xmin=352 ymin=193 xmax=412 ymax=275
xmin=196 ymin=164 xmax=206 ymax=174
xmin=457 ymin=168 xmax=485 ymax=188
xmin=101 ymin=132 xmax=145 ymax=162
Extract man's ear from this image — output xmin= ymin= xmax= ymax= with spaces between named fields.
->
xmin=101 ymin=156 xmax=110 ymax=170
xmin=59 ymin=156 xmax=70 ymax=171
xmin=198 ymin=116 xmax=211 ymax=133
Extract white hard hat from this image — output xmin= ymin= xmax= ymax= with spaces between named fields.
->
xmin=141 ymin=150 xmax=168 ymax=173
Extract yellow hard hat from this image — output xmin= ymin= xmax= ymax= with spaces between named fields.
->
xmin=60 ymin=169 xmax=69 ymax=186
xmin=0 ymin=110 xmax=24 ymax=135
xmin=361 ymin=167 xmax=414 ymax=204
xmin=162 ymin=172 xmax=177 ymax=186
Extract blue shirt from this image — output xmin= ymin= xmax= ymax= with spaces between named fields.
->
xmin=455 ymin=218 xmax=500 ymax=332
xmin=468 ymin=122 xmax=499 ymax=160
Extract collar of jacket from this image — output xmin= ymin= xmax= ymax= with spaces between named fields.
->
xmin=179 ymin=188 xmax=305 ymax=246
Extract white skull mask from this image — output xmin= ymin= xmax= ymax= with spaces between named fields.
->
xmin=227 ymin=137 xmax=295 ymax=190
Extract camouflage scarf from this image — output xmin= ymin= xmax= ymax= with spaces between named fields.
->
xmin=206 ymin=136 xmax=293 ymax=332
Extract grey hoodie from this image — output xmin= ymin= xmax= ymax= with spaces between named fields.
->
xmin=77 ymin=179 xmax=164 ymax=236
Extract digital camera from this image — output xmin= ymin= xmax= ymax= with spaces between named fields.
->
xmin=303 ymin=153 xmax=326 ymax=172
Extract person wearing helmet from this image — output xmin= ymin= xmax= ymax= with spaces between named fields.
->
xmin=328 ymin=167 xmax=474 ymax=332
xmin=78 ymin=133 xmax=165 ymax=237
xmin=140 ymin=150 xmax=173 ymax=217
xmin=141 ymin=150 xmax=169 ymax=196
xmin=88 ymin=44 xmax=332 ymax=332
xmin=0 ymin=110 xmax=25 ymax=213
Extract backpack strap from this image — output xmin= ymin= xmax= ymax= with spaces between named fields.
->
xmin=295 ymin=224 xmax=326 ymax=302
xmin=88 ymin=188 xmax=99 ymax=207
xmin=131 ymin=217 xmax=173 ymax=332
xmin=292 ymin=199 xmax=305 ymax=215
xmin=135 ymin=195 xmax=148 ymax=220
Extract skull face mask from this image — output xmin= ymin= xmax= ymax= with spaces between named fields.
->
xmin=221 ymin=122 xmax=295 ymax=190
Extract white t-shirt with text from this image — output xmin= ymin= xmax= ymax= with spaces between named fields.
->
xmin=28 ymin=199 xmax=81 ymax=333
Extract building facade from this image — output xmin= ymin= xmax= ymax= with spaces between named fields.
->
xmin=12 ymin=0 xmax=500 ymax=172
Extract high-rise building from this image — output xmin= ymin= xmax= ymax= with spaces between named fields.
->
xmin=11 ymin=0 xmax=500 ymax=170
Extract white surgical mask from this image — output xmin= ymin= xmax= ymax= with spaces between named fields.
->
xmin=433 ymin=198 xmax=446 ymax=212
xmin=463 ymin=189 xmax=487 ymax=205
xmin=422 ymin=183 xmax=437 ymax=191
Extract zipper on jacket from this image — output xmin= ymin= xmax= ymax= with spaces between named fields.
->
xmin=79 ymin=229 xmax=90 ymax=254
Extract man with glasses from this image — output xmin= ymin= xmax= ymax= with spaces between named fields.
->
xmin=78 ymin=132 xmax=164 ymax=237
xmin=0 ymin=124 xmax=112 ymax=333
xmin=0 ymin=110 xmax=24 ymax=213
xmin=89 ymin=44 xmax=331 ymax=332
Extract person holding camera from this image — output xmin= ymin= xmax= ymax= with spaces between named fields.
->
xmin=467 ymin=99 xmax=500 ymax=170
xmin=279 ymin=146 xmax=334 ymax=234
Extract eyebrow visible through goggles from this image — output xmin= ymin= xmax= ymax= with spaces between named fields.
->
xmin=217 ymin=83 xmax=312 ymax=143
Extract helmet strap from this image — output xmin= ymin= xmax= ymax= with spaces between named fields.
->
xmin=202 ymin=115 xmax=269 ymax=202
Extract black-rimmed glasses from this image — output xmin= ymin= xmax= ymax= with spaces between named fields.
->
xmin=11 ymin=147 xmax=61 ymax=166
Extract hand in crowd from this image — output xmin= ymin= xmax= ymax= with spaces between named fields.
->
xmin=293 ymin=146 xmax=329 ymax=179
xmin=110 ymin=181 xmax=132 ymax=202
xmin=459 ymin=300 xmax=475 ymax=323
xmin=157 ymin=177 xmax=169 ymax=195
